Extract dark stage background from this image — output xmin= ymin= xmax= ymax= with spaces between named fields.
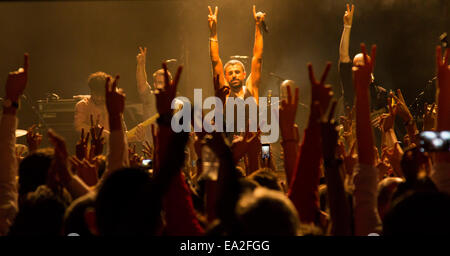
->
xmin=0 ymin=0 xmax=448 ymax=147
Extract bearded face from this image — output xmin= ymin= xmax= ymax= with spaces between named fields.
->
xmin=225 ymin=64 xmax=246 ymax=91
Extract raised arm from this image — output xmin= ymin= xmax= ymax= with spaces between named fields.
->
xmin=354 ymin=44 xmax=376 ymax=166
xmin=289 ymin=62 xmax=332 ymax=224
xmin=248 ymin=5 xmax=266 ymax=100
xmin=136 ymin=46 xmax=152 ymax=95
xmin=208 ymin=6 xmax=226 ymax=89
xmin=339 ymin=4 xmax=354 ymax=63
xmin=321 ymin=101 xmax=352 ymax=235
xmin=103 ymin=75 xmax=129 ymax=179
xmin=435 ymin=46 xmax=450 ymax=143
xmin=279 ymin=84 xmax=300 ymax=187
xmin=391 ymin=89 xmax=418 ymax=142
xmin=352 ymin=43 xmax=382 ymax=235
xmin=0 ymin=53 xmax=28 ymax=235
xmin=430 ymin=46 xmax=450 ymax=193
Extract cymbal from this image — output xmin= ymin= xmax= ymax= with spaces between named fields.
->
xmin=15 ymin=129 xmax=27 ymax=138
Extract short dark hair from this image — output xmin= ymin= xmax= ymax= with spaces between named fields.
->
xmin=18 ymin=148 xmax=54 ymax=198
xmin=224 ymin=60 xmax=246 ymax=73
xmin=88 ymin=71 xmax=110 ymax=96
xmin=95 ymin=167 xmax=162 ymax=235
xmin=234 ymin=187 xmax=300 ymax=235
xmin=9 ymin=185 xmax=71 ymax=235
xmin=383 ymin=191 xmax=450 ymax=235
xmin=152 ymin=69 xmax=172 ymax=82
xmin=247 ymin=168 xmax=282 ymax=191
xmin=400 ymin=146 xmax=430 ymax=182
xmin=63 ymin=192 xmax=96 ymax=236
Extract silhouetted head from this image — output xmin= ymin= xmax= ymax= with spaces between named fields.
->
xmin=235 ymin=187 xmax=300 ymax=235
xmin=93 ymin=167 xmax=162 ymax=235
xmin=63 ymin=192 xmax=96 ymax=236
xmin=400 ymin=146 xmax=432 ymax=183
xmin=247 ymin=168 xmax=282 ymax=192
xmin=377 ymin=177 xmax=404 ymax=220
xmin=9 ymin=185 xmax=71 ymax=236
xmin=224 ymin=60 xmax=246 ymax=92
xmin=383 ymin=191 xmax=450 ymax=235
xmin=18 ymin=148 xmax=54 ymax=201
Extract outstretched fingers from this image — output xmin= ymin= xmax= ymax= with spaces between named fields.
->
xmin=294 ymin=87 xmax=299 ymax=106
xmin=307 ymin=63 xmax=317 ymax=85
xmin=162 ymin=62 xmax=170 ymax=89
xmin=320 ymin=62 xmax=332 ymax=85
xmin=286 ymin=84 xmax=292 ymax=105
xmin=111 ymin=75 xmax=120 ymax=92
xmin=371 ymin=44 xmax=377 ymax=69
xmin=105 ymin=76 xmax=111 ymax=93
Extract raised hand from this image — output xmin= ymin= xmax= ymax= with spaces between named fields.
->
xmin=308 ymin=62 xmax=333 ymax=114
xmin=136 ymin=46 xmax=147 ymax=66
xmin=436 ymin=46 xmax=450 ymax=133
xmin=338 ymin=140 xmax=358 ymax=176
xmin=5 ymin=53 xmax=29 ymax=102
xmin=340 ymin=105 xmax=354 ymax=138
xmin=231 ymin=131 xmax=260 ymax=164
xmin=436 ymin=46 xmax=449 ymax=92
xmin=208 ymin=6 xmax=218 ymax=35
xmin=47 ymin=129 xmax=73 ymax=187
xmin=353 ymin=44 xmax=376 ymax=90
xmin=75 ymin=128 xmax=90 ymax=160
xmin=253 ymin=5 xmax=266 ymax=26
xmin=383 ymin=141 xmax=404 ymax=177
xmin=379 ymin=97 xmax=398 ymax=132
xmin=105 ymin=75 xmax=125 ymax=117
xmin=128 ymin=144 xmax=143 ymax=167
xmin=142 ymin=140 xmax=153 ymax=159
xmin=26 ymin=124 xmax=43 ymax=153
xmin=343 ymin=4 xmax=355 ymax=26
xmin=279 ymin=83 xmax=299 ymax=140
xmin=154 ymin=62 xmax=183 ymax=116
xmin=423 ymin=103 xmax=437 ymax=131
xmin=390 ymin=89 xmax=413 ymax=123
xmin=69 ymin=156 xmax=98 ymax=187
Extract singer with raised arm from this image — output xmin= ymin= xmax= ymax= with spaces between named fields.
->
xmin=208 ymin=5 xmax=265 ymax=103
xmin=338 ymin=4 xmax=388 ymax=111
